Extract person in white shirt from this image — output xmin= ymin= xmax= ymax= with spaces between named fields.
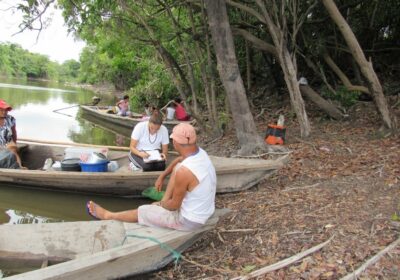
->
xmin=161 ymin=101 xmax=176 ymax=121
xmin=128 ymin=113 xmax=169 ymax=171
xmin=86 ymin=123 xmax=217 ymax=231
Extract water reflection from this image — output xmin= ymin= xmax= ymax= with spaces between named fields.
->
xmin=0 ymin=78 xmax=136 ymax=225
xmin=5 ymin=209 xmax=61 ymax=224
xmin=0 ymin=83 xmax=76 ymax=93
xmin=0 ymin=185 xmax=150 ymax=224
xmin=0 ymin=78 xmax=130 ymax=145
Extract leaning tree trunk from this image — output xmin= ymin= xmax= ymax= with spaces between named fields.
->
xmin=204 ymin=0 xmax=265 ymax=155
xmin=322 ymin=0 xmax=394 ymax=130
xmin=300 ymin=85 xmax=344 ymax=120
xmin=256 ymin=0 xmax=311 ymax=138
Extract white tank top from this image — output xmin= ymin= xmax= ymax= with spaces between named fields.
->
xmin=179 ymin=148 xmax=216 ymax=224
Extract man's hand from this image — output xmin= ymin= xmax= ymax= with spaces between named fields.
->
xmin=155 ymin=176 xmax=164 ymax=192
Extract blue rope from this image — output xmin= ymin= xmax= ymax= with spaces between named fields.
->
xmin=121 ymin=233 xmax=181 ymax=265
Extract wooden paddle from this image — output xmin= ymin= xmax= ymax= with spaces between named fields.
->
xmin=18 ymin=138 xmax=130 ymax=151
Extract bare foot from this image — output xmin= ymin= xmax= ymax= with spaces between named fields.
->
xmin=86 ymin=201 xmax=111 ymax=220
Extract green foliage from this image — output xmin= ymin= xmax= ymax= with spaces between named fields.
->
xmin=218 ymin=112 xmax=230 ymax=131
xmin=129 ymin=58 xmax=176 ymax=111
xmin=392 ymin=203 xmax=400 ymax=221
xmin=0 ymin=42 xmax=79 ymax=82
xmin=242 ymin=264 xmax=256 ymax=273
xmin=321 ymin=86 xmax=360 ymax=108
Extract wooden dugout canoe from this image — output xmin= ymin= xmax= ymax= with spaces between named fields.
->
xmin=80 ymin=105 xmax=195 ymax=133
xmin=0 ymin=140 xmax=288 ymax=196
xmin=0 ymin=209 xmax=228 ymax=279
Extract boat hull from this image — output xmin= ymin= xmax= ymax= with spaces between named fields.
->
xmin=0 ymin=141 xmax=288 ymax=196
xmin=0 ymin=209 xmax=228 ymax=279
xmin=80 ymin=105 xmax=194 ymax=134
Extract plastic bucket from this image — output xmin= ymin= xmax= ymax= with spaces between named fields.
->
xmin=79 ymin=161 xmax=109 ymax=172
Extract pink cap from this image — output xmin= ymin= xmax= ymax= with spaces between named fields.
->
xmin=0 ymin=100 xmax=12 ymax=111
xmin=170 ymin=123 xmax=197 ymax=144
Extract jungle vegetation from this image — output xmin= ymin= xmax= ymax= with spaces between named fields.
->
xmin=0 ymin=42 xmax=80 ymax=82
xmin=4 ymin=0 xmax=400 ymax=154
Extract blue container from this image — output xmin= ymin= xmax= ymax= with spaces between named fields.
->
xmin=79 ymin=161 xmax=109 ymax=172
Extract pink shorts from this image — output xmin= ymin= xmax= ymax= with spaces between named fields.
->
xmin=138 ymin=204 xmax=203 ymax=231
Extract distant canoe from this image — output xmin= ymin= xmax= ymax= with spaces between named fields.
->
xmin=0 ymin=209 xmax=228 ymax=279
xmin=80 ymin=105 xmax=194 ymax=133
xmin=0 ymin=140 xmax=288 ymax=196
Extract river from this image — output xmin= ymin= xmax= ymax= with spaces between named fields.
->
xmin=0 ymin=78 xmax=149 ymax=225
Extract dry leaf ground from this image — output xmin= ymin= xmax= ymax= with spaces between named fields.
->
xmin=137 ymin=98 xmax=400 ymax=279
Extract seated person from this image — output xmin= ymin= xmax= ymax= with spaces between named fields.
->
xmin=128 ymin=113 xmax=169 ymax=171
xmin=0 ymin=100 xmax=25 ymax=169
xmin=161 ymin=101 xmax=176 ymax=121
xmin=172 ymin=97 xmax=191 ymax=121
xmin=144 ymin=104 xmax=152 ymax=116
xmin=116 ymin=95 xmax=131 ymax=117
xmin=87 ymin=123 xmax=216 ymax=231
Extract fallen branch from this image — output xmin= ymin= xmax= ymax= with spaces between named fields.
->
xmin=340 ymin=237 xmax=400 ymax=280
xmin=255 ymin=108 xmax=266 ymax=119
xmin=232 ymin=150 xmax=292 ymax=158
xmin=231 ymin=236 xmax=333 ymax=280
xmin=205 ymin=134 xmax=224 ymax=146
xmin=295 ymin=137 xmax=317 ymax=153
xmin=220 ymin=229 xmax=257 ymax=233
xmin=181 ymin=255 xmax=233 ymax=274
xmin=283 ymin=183 xmax=321 ymax=192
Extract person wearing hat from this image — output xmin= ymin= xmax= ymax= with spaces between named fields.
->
xmin=0 ymin=100 xmax=25 ymax=169
xmin=87 ymin=123 xmax=216 ymax=231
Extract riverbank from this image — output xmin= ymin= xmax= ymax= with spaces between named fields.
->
xmin=75 ymin=82 xmax=125 ymax=97
xmin=148 ymin=98 xmax=400 ymax=279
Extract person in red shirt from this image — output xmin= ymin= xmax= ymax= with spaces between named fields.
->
xmin=172 ymin=97 xmax=191 ymax=121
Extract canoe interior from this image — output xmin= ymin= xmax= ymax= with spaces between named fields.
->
xmin=19 ymin=144 xmax=178 ymax=172
xmin=4 ymin=142 xmax=288 ymax=197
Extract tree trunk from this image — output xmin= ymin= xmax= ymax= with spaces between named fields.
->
xmin=202 ymin=0 xmax=219 ymax=127
xmin=245 ymin=40 xmax=252 ymax=90
xmin=162 ymin=1 xmax=199 ymax=114
xmin=322 ymin=0 xmax=394 ymax=130
xmin=188 ymin=2 xmax=220 ymax=133
xmin=322 ymin=52 xmax=369 ymax=94
xmin=204 ymin=0 xmax=265 ymax=155
xmin=300 ymin=85 xmax=344 ymax=120
xmin=255 ymin=0 xmax=311 ymax=137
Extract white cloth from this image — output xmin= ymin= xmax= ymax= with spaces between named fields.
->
xmin=131 ymin=121 xmax=169 ymax=151
xmin=179 ymin=148 xmax=216 ymax=224
xmin=138 ymin=204 xmax=203 ymax=231
xmin=166 ymin=107 xmax=176 ymax=120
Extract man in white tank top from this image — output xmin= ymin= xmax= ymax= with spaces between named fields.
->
xmin=86 ymin=123 xmax=217 ymax=231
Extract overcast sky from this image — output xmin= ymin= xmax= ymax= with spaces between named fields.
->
xmin=0 ymin=0 xmax=85 ymax=63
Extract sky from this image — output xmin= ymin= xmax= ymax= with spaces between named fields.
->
xmin=0 ymin=0 xmax=86 ymax=63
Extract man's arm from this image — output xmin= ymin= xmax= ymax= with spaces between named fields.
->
xmin=154 ymin=156 xmax=183 ymax=191
xmin=11 ymin=125 xmax=17 ymax=143
xmin=129 ymin=139 xmax=149 ymax=158
xmin=160 ymin=167 xmax=196 ymax=210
